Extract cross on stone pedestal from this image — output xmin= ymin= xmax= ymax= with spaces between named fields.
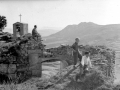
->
xmin=19 ymin=14 xmax=22 ymax=22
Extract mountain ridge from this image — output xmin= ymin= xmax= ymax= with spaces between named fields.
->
xmin=43 ymin=22 xmax=120 ymax=48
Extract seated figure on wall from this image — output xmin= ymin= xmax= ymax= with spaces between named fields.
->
xmin=32 ymin=25 xmax=41 ymax=41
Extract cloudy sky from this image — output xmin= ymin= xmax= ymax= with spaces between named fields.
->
xmin=1 ymin=0 xmax=120 ymax=32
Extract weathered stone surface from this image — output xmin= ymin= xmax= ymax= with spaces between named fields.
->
xmin=0 ymin=32 xmax=45 ymax=83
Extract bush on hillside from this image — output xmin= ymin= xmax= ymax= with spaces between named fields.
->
xmin=112 ymin=85 xmax=120 ymax=90
xmin=94 ymin=85 xmax=113 ymax=90
xmin=81 ymin=68 xmax=113 ymax=90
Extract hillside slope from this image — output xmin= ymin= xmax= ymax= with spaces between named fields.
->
xmin=43 ymin=22 xmax=120 ymax=48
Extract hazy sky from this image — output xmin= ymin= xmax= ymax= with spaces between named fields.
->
xmin=1 ymin=0 xmax=120 ymax=31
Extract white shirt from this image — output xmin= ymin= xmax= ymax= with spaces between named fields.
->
xmin=81 ymin=56 xmax=92 ymax=68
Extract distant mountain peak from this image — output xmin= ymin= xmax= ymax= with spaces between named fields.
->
xmin=63 ymin=22 xmax=98 ymax=30
xmin=78 ymin=22 xmax=98 ymax=26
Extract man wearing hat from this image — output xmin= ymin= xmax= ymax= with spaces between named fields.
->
xmin=32 ymin=25 xmax=41 ymax=41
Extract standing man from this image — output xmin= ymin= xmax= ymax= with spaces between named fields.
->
xmin=32 ymin=25 xmax=41 ymax=41
xmin=71 ymin=38 xmax=82 ymax=68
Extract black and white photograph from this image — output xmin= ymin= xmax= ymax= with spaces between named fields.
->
xmin=0 ymin=0 xmax=120 ymax=90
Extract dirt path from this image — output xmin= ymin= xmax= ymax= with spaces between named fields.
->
xmin=63 ymin=80 xmax=83 ymax=90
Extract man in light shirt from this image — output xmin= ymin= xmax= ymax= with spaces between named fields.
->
xmin=75 ymin=51 xmax=92 ymax=82
xmin=81 ymin=51 xmax=92 ymax=77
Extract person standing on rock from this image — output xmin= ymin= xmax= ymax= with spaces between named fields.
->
xmin=32 ymin=25 xmax=41 ymax=41
xmin=71 ymin=38 xmax=82 ymax=68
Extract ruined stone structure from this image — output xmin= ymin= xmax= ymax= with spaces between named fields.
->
xmin=0 ymin=32 xmax=45 ymax=83
xmin=0 ymin=27 xmax=115 ymax=84
xmin=46 ymin=45 xmax=115 ymax=82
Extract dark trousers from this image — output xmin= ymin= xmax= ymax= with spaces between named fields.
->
xmin=33 ymin=36 xmax=39 ymax=41
xmin=75 ymin=65 xmax=88 ymax=81
xmin=81 ymin=65 xmax=88 ymax=77
xmin=73 ymin=52 xmax=82 ymax=65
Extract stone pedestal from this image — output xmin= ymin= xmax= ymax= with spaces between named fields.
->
xmin=28 ymin=50 xmax=42 ymax=77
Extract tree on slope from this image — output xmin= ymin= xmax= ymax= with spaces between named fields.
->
xmin=0 ymin=15 xmax=7 ymax=31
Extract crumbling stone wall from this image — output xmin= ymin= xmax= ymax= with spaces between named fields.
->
xmin=47 ymin=45 xmax=115 ymax=82
xmin=0 ymin=33 xmax=45 ymax=83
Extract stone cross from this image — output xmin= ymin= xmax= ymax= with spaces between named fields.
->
xmin=19 ymin=14 xmax=22 ymax=22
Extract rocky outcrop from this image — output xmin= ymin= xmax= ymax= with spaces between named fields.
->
xmin=0 ymin=32 xmax=45 ymax=84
